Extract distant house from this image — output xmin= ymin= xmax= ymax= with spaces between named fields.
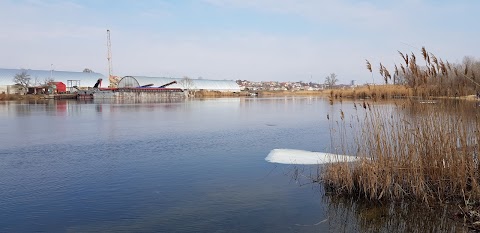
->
xmin=27 ymin=82 xmax=67 ymax=94
xmin=0 ymin=68 xmax=106 ymax=94
xmin=52 ymin=82 xmax=67 ymax=93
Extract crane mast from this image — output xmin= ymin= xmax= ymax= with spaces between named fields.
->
xmin=106 ymin=29 xmax=118 ymax=87
xmin=107 ymin=29 xmax=112 ymax=78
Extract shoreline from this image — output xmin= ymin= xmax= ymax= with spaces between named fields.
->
xmin=2 ymin=90 xmax=479 ymax=102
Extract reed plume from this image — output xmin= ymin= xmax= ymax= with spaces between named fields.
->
xmin=421 ymin=46 xmax=427 ymax=61
xmin=366 ymin=59 xmax=372 ymax=72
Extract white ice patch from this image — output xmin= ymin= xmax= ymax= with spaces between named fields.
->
xmin=265 ymin=149 xmax=358 ymax=165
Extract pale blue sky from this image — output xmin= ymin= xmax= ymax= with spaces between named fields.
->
xmin=1 ymin=0 xmax=479 ymax=83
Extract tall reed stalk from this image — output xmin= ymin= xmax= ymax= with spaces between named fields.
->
xmin=354 ymin=47 xmax=480 ymax=98
xmin=323 ymin=100 xmax=480 ymax=204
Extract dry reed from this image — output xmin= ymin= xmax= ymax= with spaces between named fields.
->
xmin=193 ymin=90 xmax=245 ymax=98
xmin=0 ymin=93 xmax=45 ymax=101
xmin=329 ymin=85 xmax=412 ymax=100
xmin=352 ymin=47 xmax=480 ymax=99
xmin=322 ymin=100 xmax=480 ymax=205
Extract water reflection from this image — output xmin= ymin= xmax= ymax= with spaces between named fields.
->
xmin=2 ymin=97 xmax=470 ymax=232
xmin=283 ymin=164 xmax=469 ymax=232
xmin=324 ymin=194 xmax=468 ymax=233
xmin=0 ymin=99 xmax=190 ymax=116
xmin=0 ymin=96 xmax=329 ymax=117
xmin=403 ymin=99 xmax=480 ymax=119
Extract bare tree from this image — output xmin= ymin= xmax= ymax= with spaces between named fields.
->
xmin=13 ymin=70 xmax=31 ymax=90
xmin=179 ymin=76 xmax=195 ymax=90
xmin=324 ymin=73 xmax=338 ymax=89
xmin=178 ymin=76 xmax=196 ymax=97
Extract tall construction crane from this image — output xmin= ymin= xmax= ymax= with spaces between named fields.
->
xmin=107 ymin=29 xmax=119 ymax=87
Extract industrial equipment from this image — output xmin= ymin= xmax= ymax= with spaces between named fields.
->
xmin=159 ymin=81 xmax=177 ymax=88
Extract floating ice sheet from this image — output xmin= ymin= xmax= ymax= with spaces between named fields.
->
xmin=265 ymin=149 xmax=358 ymax=165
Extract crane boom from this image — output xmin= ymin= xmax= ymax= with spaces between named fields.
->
xmin=159 ymin=81 xmax=177 ymax=88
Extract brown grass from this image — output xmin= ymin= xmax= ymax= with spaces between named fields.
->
xmin=329 ymin=85 xmax=412 ymax=100
xmin=329 ymin=83 xmax=474 ymax=100
xmin=322 ymin=100 xmax=480 ymax=205
xmin=257 ymin=90 xmax=324 ymax=96
xmin=192 ymin=90 xmax=247 ymax=98
xmin=0 ymin=94 xmax=46 ymax=101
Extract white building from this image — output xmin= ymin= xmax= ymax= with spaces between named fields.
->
xmin=0 ymin=68 xmax=107 ymax=94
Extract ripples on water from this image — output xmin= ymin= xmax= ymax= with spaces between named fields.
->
xmin=0 ymin=98 xmax=468 ymax=232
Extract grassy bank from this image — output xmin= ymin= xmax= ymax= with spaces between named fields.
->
xmin=328 ymin=85 xmax=412 ymax=99
xmin=192 ymin=90 xmax=249 ymax=98
xmin=321 ymin=99 xmax=480 ymax=228
xmin=257 ymin=90 xmax=324 ymax=96
xmin=327 ymin=84 xmax=480 ymax=100
xmin=0 ymin=94 xmax=47 ymax=101
xmin=191 ymin=90 xmax=325 ymax=97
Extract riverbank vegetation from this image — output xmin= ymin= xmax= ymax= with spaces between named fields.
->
xmin=324 ymin=100 xmax=480 ymax=200
xmin=192 ymin=90 xmax=325 ymax=98
xmin=257 ymin=90 xmax=324 ymax=96
xmin=0 ymin=93 xmax=46 ymax=101
xmin=321 ymin=47 xmax=480 ymax=230
xmin=322 ymin=99 xmax=480 ymax=229
xmin=329 ymin=85 xmax=412 ymax=99
xmin=330 ymin=46 xmax=480 ymax=99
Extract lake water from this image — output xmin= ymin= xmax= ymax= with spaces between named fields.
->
xmin=0 ymin=97 xmax=468 ymax=232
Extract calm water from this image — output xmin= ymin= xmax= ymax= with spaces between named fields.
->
xmin=0 ymin=97 xmax=467 ymax=232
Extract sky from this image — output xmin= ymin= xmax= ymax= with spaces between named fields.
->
xmin=0 ymin=0 xmax=479 ymax=84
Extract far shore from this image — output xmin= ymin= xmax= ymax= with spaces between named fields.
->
xmin=0 ymin=91 xmax=328 ymax=101
xmin=3 ymin=86 xmax=480 ymax=101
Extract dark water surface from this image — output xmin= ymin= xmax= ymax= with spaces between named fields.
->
xmin=0 ymin=97 xmax=468 ymax=232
